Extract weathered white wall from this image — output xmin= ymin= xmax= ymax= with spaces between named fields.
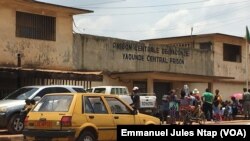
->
xmin=212 ymin=35 xmax=246 ymax=81
xmin=141 ymin=34 xmax=249 ymax=83
xmin=181 ymin=82 xmax=243 ymax=101
xmin=189 ymin=83 xmax=209 ymax=94
xmin=91 ymin=74 xmax=133 ymax=93
xmin=75 ymin=34 xmax=213 ymax=76
xmin=213 ymin=82 xmax=243 ymax=101
xmin=0 ymin=2 xmax=74 ymax=70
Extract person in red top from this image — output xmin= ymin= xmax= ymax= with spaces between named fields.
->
xmin=191 ymin=88 xmax=203 ymax=118
xmin=192 ymin=88 xmax=201 ymax=105
xmin=179 ymin=90 xmax=193 ymax=111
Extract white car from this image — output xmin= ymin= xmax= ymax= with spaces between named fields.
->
xmin=0 ymin=85 xmax=85 ymax=134
xmin=88 ymin=86 xmax=157 ymax=116
xmin=87 ymin=86 xmax=133 ymax=105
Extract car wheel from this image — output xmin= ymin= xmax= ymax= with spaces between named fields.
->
xmin=77 ymin=131 xmax=96 ymax=141
xmin=7 ymin=114 xmax=24 ymax=134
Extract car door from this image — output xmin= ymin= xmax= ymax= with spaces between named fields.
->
xmin=83 ymin=96 xmax=116 ymax=140
xmin=104 ymin=97 xmax=140 ymax=125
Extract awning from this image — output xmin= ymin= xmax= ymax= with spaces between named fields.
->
xmin=108 ymin=71 xmax=234 ymax=83
xmin=0 ymin=67 xmax=103 ymax=81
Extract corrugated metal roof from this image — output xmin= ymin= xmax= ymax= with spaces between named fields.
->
xmin=141 ymin=33 xmax=244 ymax=42
xmin=0 ymin=67 xmax=102 ymax=75
xmin=33 ymin=0 xmax=93 ymax=14
xmin=13 ymin=0 xmax=93 ymax=15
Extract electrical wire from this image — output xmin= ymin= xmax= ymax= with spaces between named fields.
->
xmin=77 ymin=2 xmax=250 ymax=34
xmin=80 ymin=0 xmax=249 ymax=16
xmin=69 ymin=0 xmax=250 ymax=40
xmin=76 ymin=0 xmax=126 ymax=7
xmin=80 ymin=0 xmax=209 ymax=9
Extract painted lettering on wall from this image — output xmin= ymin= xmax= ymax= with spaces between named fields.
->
xmin=114 ymin=42 xmax=190 ymax=64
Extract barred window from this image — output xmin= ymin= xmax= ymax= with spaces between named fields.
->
xmin=199 ymin=42 xmax=212 ymax=50
xmin=16 ymin=11 xmax=56 ymax=41
xmin=223 ymin=43 xmax=241 ymax=63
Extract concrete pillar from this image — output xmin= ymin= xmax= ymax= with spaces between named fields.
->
xmin=147 ymin=78 xmax=154 ymax=95
xmin=208 ymin=82 xmax=213 ymax=93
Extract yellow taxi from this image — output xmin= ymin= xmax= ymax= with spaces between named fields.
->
xmin=23 ymin=93 xmax=160 ymax=141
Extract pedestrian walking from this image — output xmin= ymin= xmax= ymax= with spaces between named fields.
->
xmin=243 ymin=88 xmax=250 ymax=119
xmin=213 ymin=89 xmax=222 ymax=121
xmin=231 ymin=96 xmax=239 ymax=120
xmin=168 ymin=89 xmax=179 ymax=124
xmin=202 ymin=88 xmax=214 ymax=121
xmin=192 ymin=88 xmax=201 ymax=106
xmin=161 ymin=94 xmax=170 ymax=124
xmin=130 ymin=86 xmax=140 ymax=111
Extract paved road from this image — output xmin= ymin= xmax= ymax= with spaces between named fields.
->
xmin=206 ymin=120 xmax=250 ymax=125
xmin=0 ymin=129 xmax=22 ymax=141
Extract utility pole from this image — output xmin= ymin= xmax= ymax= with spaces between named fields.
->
xmin=246 ymin=41 xmax=249 ymax=90
xmin=246 ymin=26 xmax=250 ymax=90
xmin=191 ymin=27 xmax=194 ymax=48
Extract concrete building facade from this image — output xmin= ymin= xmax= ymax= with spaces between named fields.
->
xmin=142 ymin=34 xmax=248 ymax=102
xmin=74 ymin=33 xmax=249 ymax=103
xmin=0 ymin=0 xmax=102 ymax=98
xmin=0 ymin=0 xmax=248 ymax=103
xmin=0 ymin=0 xmax=91 ymax=70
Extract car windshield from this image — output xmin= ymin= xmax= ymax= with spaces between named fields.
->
xmin=94 ymin=88 xmax=106 ymax=93
xmin=86 ymin=88 xmax=93 ymax=93
xmin=72 ymin=88 xmax=86 ymax=93
xmin=33 ymin=95 xmax=73 ymax=112
xmin=4 ymin=87 xmax=39 ymax=100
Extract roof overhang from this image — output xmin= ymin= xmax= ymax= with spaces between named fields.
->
xmin=107 ymin=71 xmax=234 ymax=83
xmin=0 ymin=67 xmax=103 ymax=81
xmin=33 ymin=0 xmax=93 ymax=15
xmin=141 ymin=33 xmax=244 ymax=42
xmin=1 ymin=0 xmax=93 ymax=15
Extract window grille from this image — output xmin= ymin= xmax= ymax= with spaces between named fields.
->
xmin=16 ymin=11 xmax=56 ymax=41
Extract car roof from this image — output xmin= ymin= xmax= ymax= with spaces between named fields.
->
xmin=45 ymin=92 xmax=119 ymax=98
xmin=21 ymin=85 xmax=84 ymax=89
xmin=91 ymin=86 xmax=127 ymax=88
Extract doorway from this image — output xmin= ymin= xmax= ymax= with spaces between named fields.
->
xmin=154 ymin=82 xmax=171 ymax=105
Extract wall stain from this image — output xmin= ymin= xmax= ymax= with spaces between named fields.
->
xmin=4 ymin=39 xmax=57 ymax=67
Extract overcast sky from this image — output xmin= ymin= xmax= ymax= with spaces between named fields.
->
xmin=37 ymin=0 xmax=250 ymax=41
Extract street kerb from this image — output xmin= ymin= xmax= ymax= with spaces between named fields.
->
xmin=0 ymin=134 xmax=23 ymax=141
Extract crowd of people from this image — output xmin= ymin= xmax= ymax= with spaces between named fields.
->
xmin=127 ymin=85 xmax=250 ymax=124
xmin=159 ymin=85 xmax=250 ymax=124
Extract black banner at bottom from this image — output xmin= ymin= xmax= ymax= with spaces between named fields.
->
xmin=117 ymin=125 xmax=250 ymax=141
